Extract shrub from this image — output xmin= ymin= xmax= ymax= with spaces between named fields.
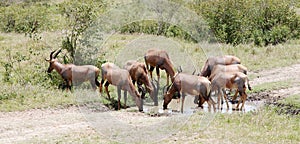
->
xmin=120 ymin=20 xmax=197 ymax=42
xmin=0 ymin=1 xmax=63 ymax=39
xmin=59 ymin=0 xmax=105 ymax=62
xmin=190 ymin=0 xmax=300 ymax=46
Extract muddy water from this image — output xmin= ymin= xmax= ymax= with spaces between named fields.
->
xmin=142 ymin=96 xmax=263 ymax=116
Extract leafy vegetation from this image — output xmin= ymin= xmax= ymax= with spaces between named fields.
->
xmin=120 ymin=20 xmax=197 ymax=43
xmin=59 ymin=0 xmax=106 ymax=62
xmin=189 ymin=0 xmax=300 ymax=46
xmin=0 ymin=0 xmax=64 ymax=39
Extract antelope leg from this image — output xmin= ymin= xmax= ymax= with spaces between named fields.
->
xmin=149 ymin=66 xmax=155 ymax=79
xmin=166 ymin=72 xmax=169 ymax=86
xmin=100 ymin=79 xmax=105 ymax=93
xmin=156 ymin=66 xmax=160 ymax=83
xmin=124 ymin=90 xmax=127 ymax=109
xmin=181 ymin=93 xmax=186 ymax=113
xmin=222 ymin=89 xmax=229 ymax=109
xmin=240 ymin=92 xmax=247 ymax=110
xmin=217 ymin=89 xmax=222 ymax=109
xmin=231 ymin=89 xmax=239 ymax=104
xmin=117 ymin=86 xmax=121 ymax=110
xmin=236 ymin=94 xmax=243 ymax=110
xmin=104 ymin=81 xmax=111 ymax=100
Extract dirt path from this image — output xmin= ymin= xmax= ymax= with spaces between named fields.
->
xmin=0 ymin=107 xmax=97 ymax=143
xmin=0 ymin=64 xmax=299 ymax=143
xmin=248 ymin=63 xmax=300 ymax=102
xmin=249 ymin=64 xmax=300 ymax=86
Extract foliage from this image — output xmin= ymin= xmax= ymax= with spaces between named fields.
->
xmin=120 ymin=20 xmax=197 ymax=42
xmin=0 ymin=1 xmax=63 ymax=40
xmin=0 ymin=47 xmax=61 ymax=88
xmin=190 ymin=0 xmax=300 ymax=46
xmin=59 ymin=0 xmax=106 ymax=62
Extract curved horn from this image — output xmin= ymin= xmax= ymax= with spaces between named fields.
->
xmin=177 ymin=66 xmax=182 ymax=73
xmin=53 ymin=49 xmax=62 ymax=59
xmin=49 ymin=49 xmax=56 ymax=59
xmin=163 ymin=85 xmax=170 ymax=95
xmin=192 ymin=69 xmax=196 ymax=75
xmin=162 ymin=85 xmax=167 ymax=94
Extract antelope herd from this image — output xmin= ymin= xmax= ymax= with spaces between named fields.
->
xmin=46 ymin=48 xmax=252 ymax=113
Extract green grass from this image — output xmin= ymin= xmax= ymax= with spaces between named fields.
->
xmin=278 ymin=94 xmax=300 ymax=109
xmin=0 ymin=84 xmax=74 ymax=112
xmin=249 ymin=80 xmax=293 ymax=93
xmin=159 ymin=107 xmax=300 ymax=143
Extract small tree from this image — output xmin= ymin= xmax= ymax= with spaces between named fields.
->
xmin=59 ymin=0 xmax=105 ymax=62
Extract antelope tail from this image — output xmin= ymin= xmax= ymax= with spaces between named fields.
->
xmin=246 ymin=77 xmax=252 ymax=91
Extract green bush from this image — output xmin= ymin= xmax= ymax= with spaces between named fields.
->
xmin=190 ymin=0 xmax=300 ymax=46
xmin=120 ymin=20 xmax=197 ymax=42
xmin=0 ymin=1 xmax=64 ymax=39
xmin=59 ymin=0 xmax=105 ymax=62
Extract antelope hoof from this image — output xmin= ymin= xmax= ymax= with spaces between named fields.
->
xmin=232 ymin=107 xmax=239 ymax=111
xmin=163 ymin=105 xmax=168 ymax=110
xmin=230 ymin=100 xmax=238 ymax=104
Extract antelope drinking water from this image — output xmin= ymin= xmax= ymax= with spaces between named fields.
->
xmin=100 ymin=62 xmax=143 ymax=111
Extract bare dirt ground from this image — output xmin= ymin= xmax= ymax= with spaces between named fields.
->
xmin=0 ymin=64 xmax=299 ymax=143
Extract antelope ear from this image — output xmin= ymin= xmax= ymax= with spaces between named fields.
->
xmin=45 ymin=58 xmax=50 ymax=62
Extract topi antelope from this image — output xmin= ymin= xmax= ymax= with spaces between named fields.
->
xmin=200 ymin=55 xmax=241 ymax=78
xmin=208 ymin=64 xmax=248 ymax=104
xmin=208 ymin=64 xmax=248 ymax=81
xmin=100 ymin=62 xmax=143 ymax=111
xmin=144 ymin=49 xmax=175 ymax=85
xmin=211 ymin=71 xmax=252 ymax=110
xmin=163 ymin=73 xmax=216 ymax=113
xmin=45 ymin=49 xmax=100 ymax=91
xmin=124 ymin=60 xmax=157 ymax=106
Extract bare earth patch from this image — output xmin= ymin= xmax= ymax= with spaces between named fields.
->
xmin=0 ymin=64 xmax=299 ymax=143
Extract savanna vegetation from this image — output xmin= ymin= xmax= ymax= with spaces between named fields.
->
xmin=0 ymin=0 xmax=299 ymax=143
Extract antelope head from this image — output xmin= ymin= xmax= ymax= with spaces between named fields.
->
xmin=45 ymin=49 xmax=61 ymax=73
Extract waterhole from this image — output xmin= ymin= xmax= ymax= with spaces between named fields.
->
xmin=142 ymin=95 xmax=263 ymax=116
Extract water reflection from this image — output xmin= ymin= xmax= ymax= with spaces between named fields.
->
xmin=142 ymin=96 xmax=263 ymax=116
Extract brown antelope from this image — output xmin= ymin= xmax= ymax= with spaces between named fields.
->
xmin=144 ymin=49 xmax=175 ymax=85
xmin=208 ymin=64 xmax=247 ymax=81
xmin=124 ymin=60 xmax=157 ymax=105
xmin=210 ymin=71 xmax=252 ymax=110
xmin=163 ymin=73 xmax=216 ymax=113
xmin=45 ymin=49 xmax=100 ymax=91
xmin=100 ymin=62 xmax=143 ymax=111
xmin=209 ymin=64 xmax=248 ymax=104
xmin=200 ymin=55 xmax=241 ymax=78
